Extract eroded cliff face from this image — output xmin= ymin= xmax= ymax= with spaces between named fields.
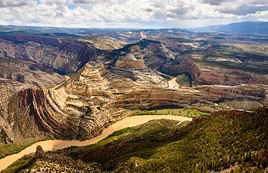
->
xmin=0 ymin=80 xmax=47 ymax=144
xmin=8 ymin=88 xmax=54 ymax=141
xmin=1 ymin=38 xmax=267 ymax=143
xmin=0 ymin=35 xmax=98 ymax=74
xmin=0 ymin=34 xmax=100 ymax=143
xmin=0 ymin=36 xmax=268 ymax=143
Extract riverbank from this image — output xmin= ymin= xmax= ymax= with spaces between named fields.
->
xmin=0 ymin=115 xmax=192 ymax=172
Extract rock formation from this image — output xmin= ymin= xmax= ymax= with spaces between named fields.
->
xmin=0 ymin=35 xmax=98 ymax=74
xmin=0 ymin=35 xmax=267 ymax=144
xmin=2 ymin=39 xmax=266 ymax=143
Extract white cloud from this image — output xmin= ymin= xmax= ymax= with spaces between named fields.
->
xmin=0 ymin=0 xmax=36 ymax=8
xmin=0 ymin=0 xmax=267 ymax=28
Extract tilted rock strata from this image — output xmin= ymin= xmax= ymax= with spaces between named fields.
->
xmin=0 ymin=35 xmax=98 ymax=74
xmin=1 ymin=38 xmax=267 ymax=143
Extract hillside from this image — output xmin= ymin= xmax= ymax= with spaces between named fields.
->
xmin=3 ymin=109 xmax=268 ymax=172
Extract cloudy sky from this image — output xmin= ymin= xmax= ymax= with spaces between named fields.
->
xmin=0 ymin=0 xmax=267 ymax=28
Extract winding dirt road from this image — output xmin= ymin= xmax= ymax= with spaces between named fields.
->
xmin=0 ymin=115 xmax=192 ymax=171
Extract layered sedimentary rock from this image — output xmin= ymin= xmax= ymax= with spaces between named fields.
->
xmin=113 ymin=85 xmax=266 ymax=109
xmin=111 ymin=39 xmax=200 ymax=81
xmin=198 ymin=66 xmax=268 ymax=85
xmin=5 ymin=63 xmax=128 ymax=142
xmin=0 ymin=35 xmax=98 ymax=74
xmin=0 ymin=79 xmax=46 ymax=144
xmin=0 ymin=57 xmax=64 ymax=87
xmin=1 ymin=38 xmax=267 ymax=143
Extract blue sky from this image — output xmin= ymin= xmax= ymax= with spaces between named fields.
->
xmin=0 ymin=0 xmax=267 ymax=28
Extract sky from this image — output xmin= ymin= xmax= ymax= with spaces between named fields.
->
xmin=0 ymin=0 xmax=267 ymax=28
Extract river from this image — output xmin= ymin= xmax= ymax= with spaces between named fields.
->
xmin=0 ymin=115 xmax=192 ymax=171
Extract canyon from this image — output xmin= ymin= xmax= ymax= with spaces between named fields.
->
xmin=0 ymin=28 xmax=267 ymax=172
xmin=0 ymin=35 xmax=266 ymax=144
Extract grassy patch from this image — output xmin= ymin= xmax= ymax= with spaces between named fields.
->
xmin=135 ymin=108 xmax=207 ymax=118
xmin=0 ymin=139 xmax=43 ymax=159
xmin=108 ymin=128 xmax=131 ymax=137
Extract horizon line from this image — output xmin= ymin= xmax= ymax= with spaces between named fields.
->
xmin=1 ymin=21 xmax=268 ymax=30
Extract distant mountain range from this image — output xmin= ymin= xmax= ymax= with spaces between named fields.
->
xmin=1 ymin=21 xmax=268 ymax=35
xmin=193 ymin=21 xmax=268 ymax=35
xmin=0 ymin=25 xmax=192 ymax=38
xmin=0 ymin=25 xmax=131 ymax=36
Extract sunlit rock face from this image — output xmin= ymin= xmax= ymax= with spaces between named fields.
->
xmin=0 ymin=37 xmax=267 ymax=144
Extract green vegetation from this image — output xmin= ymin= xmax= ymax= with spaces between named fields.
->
xmin=135 ymin=108 xmax=207 ymax=118
xmin=108 ymin=128 xmax=131 ymax=137
xmin=2 ymin=155 xmax=35 ymax=173
xmin=68 ymin=109 xmax=268 ymax=172
xmin=0 ymin=141 xmax=36 ymax=159
xmin=0 ymin=138 xmax=47 ymax=159
xmin=3 ymin=109 xmax=268 ymax=172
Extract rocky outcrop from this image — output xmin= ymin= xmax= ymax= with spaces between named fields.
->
xmin=115 ymin=53 xmax=146 ymax=69
xmin=160 ymin=57 xmax=200 ymax=82
xmin=0 ymin=128 xmax=12 ymax=144
xmin=35 ymin=146 xmax=45 ymax=159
